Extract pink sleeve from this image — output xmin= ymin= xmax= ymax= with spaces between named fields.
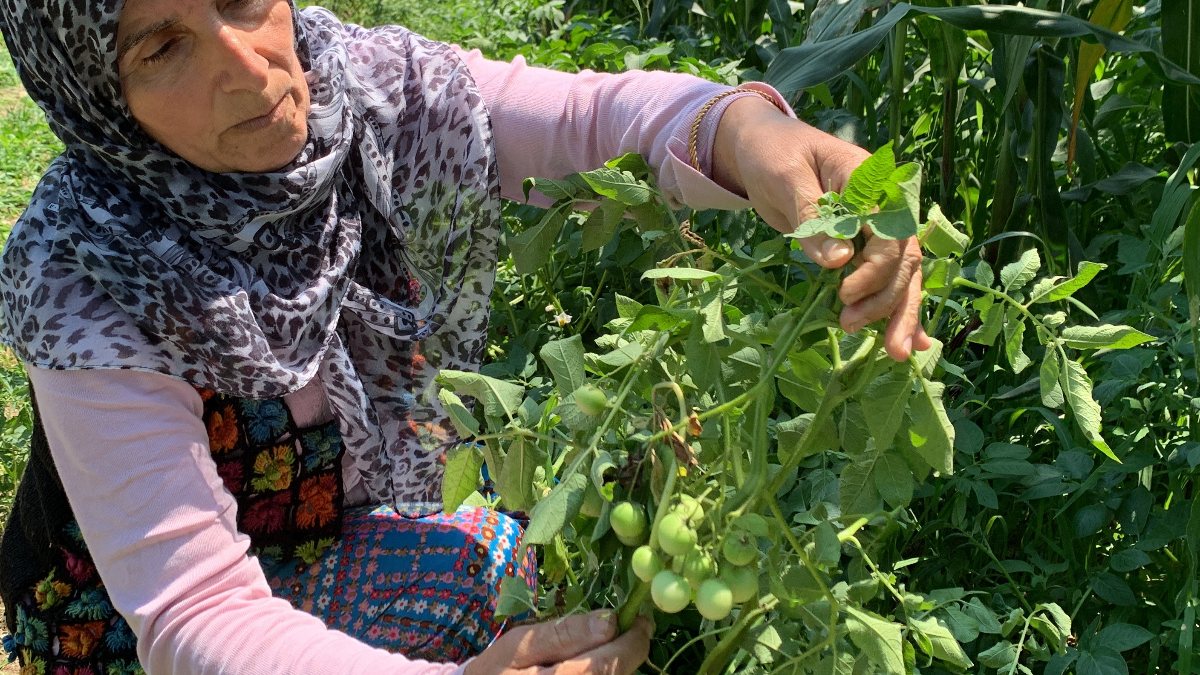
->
xmin=455 ymin=48 xmax=794 ymax=210
xmin=26 ymin=366 xmax=462 ymax=675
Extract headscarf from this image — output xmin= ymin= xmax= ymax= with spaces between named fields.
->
xmin=0 ymin=1 xmax=501 ymax=514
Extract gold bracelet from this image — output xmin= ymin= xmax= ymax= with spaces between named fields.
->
xmin=688 ymin=87 xmax=786 ymax=174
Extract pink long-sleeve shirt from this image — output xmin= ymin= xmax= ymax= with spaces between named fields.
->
xmin=23 ymin=49 xmax=791 ymax=675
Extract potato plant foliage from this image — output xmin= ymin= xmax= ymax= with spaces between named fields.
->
xmin=435 ymin=147 xmax=1152 ymax=674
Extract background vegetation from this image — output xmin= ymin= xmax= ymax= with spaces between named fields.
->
xmin=1 ymin=0 xmax=1198 ymax=672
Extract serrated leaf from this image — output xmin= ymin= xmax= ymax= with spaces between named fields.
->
xmin=523 ymin=175 xmax=589 ymax=202
xmin=578 ymin=167 xmax=652 ymax=205
xmin=845 ymin=606 xmax=905 ymax=674
xmin=524 ymin=472 xmax=588 ymax=545
xmin=1040 ymin=348 xmax=1066 ymax=408
xmin=1032 ymin=261 xmax=1108 ymax=303
xmin=438 ymin=389 xmax=481 ymax=437
xmin=908 ymin=378 xmax=955 ymax=474
xmin=841 ymin=453 xmax=884 ymax=515
xmin=843 ymin=142 xmax=897 ymax=212
xmin=442 ymin=444 xmax=483 ymax=513
xmin=1001 ymin=248 xmax=1041 ymax=293
xmin=539 ymin=335 xmax=587 ymax=396
xmin=1004 ymin=307 xmax=1032 ymax=373
xmin=912 ymin=616 xmax=973 ymax=669
xmin=1060 ymin=324 xmax=1154 ymax=350
xmin=920 ymin=204 xmax=970 ymax=257
xmin=436 ymin=371 xmax=525 ymax=424
xmin=510 ymin=207 xmax=568 ymax=275
xmin=1060 ymin=358 xmax=1118 ymax=462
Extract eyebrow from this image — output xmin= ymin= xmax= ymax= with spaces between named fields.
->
xmin=116 ymin=18 xmax=178 ymax=62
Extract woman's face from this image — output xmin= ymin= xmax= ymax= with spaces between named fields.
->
xmin=116 ymin=0 xmax=310 ymax=173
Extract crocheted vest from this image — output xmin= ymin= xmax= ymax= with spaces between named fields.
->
xmin=0 ymin=385 xmax=345 ymax=671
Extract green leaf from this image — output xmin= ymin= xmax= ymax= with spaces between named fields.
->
xmin=919 ymin=204 xmax=969 ymax=258
xmin=700 ymin=291 xmax=725 ymax=343
xmin=1003 ymin=307 xmax=1031 ymax=373
xmin=1163 ymin=0 xmax=1200 ymax=143
xmin=640 ymin=267 xmax=722 ymax=281
xmin=1031 ymin=261 xmax=1108 ymax=303
xmin=442 ymin=444 xmax=483 ymax=514
xmin=868 ymin=163 xmax=922 ymax=240
xmin=510 ymin=207 xmax=568 ymax=275
xmin=495 ymin=436 xmax=546 ymax=512
xmin=863 ymin=369 xmax=912 ymax=448
xmin=1076 ymin=648 xmax=1130 ymax=675
xmin=1001 ymin=248 xmax=1041 ymax=293
xmin=581 ymin=198 xmax=626 ymax=252
xmin=578 ymin=167 xmax=653 ymax=205
xmin=843 ymin=142 xmax=896 ymax=212
xmin=539 ymin=335 xmax=587 ymax=396
xmin=495 ymin=575 xmax=536 ymax=618
xmin=814 ymin=521 xmax=841 ymax=565
xmin=788 ymin=213 xmax=863 ymax=240
xmin=523 ymin=175 xmax=589 ymax=202
xmin=908 ymin=378 xmax=955 ymax=474
xmin=435 ymin=370 xmax=525 ymax=424
xmin=764 ymin=2 xmax=1200 ymax=96
xmin=1060 ymin=357 xmax=1119 ymax=461
xmin=437 ymin=389 xmax=481 ymax=438
xmin=1040 ymin=347 xmax=1066 ymax=408
xmin=1097 ymin=623 xmax=1154 ymax=652
xmin=590 ymin=451 xmax=617 ymax=495
xmin=978 ymin=641 xmax=1019 ymax=669
xmin=840 ymin=452 xmax=883 ymax=515
xmin=844 ymin=606 xmax=905 ymax=674
xmin=874 ymin=454 xmax=915 ymax=508
xmin=1184 ymin=198 xmax=1200 ymax=380
xmin=968 ymin=295 xmax=1004 ymax=346
xmin=911 ymin=615 xmax=973 ymax=669
xmin=1060 ymin=324 xmax=1155 ymax=350
xmin=975 ymin=259 xmax=995 ymax=287
xmin=524 ymin=472 xmax=589 ymax=545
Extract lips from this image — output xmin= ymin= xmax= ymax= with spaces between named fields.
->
xmin=230 ymin=92 xmax=289 ymax=132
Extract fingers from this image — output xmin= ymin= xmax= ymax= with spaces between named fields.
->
xmin=542 ymin=616 xmax=654 ymax=675
xmin=798 ymin=235 xmax=855 ymax=269
xmin=837 ymin=235 xmax=932 ymax=361
xmin=881 ymin=265 xmax=927 ymax=361
xmin=488 ymin=610 xmax=619 ymax=671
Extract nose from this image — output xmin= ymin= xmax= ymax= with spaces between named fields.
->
xmin=213 ymin=24 xmax=271 ymax=93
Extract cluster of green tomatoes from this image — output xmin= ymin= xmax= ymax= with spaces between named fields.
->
xmin=609 ymin=495 xmax=759 ymax=621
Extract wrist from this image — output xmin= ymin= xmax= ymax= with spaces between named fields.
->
xmin=710 ymin=95 xmax=787 ymax=196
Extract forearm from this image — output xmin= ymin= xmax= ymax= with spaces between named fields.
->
xmin=28 ymin=366 xmax=457 ymax=675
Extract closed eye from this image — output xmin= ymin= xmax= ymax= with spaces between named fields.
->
xmin=143 ymin=37 xmax=181 ymax=66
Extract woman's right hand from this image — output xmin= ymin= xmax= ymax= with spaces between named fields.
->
xmin=464 ymin=611 xmax=653 ymax=674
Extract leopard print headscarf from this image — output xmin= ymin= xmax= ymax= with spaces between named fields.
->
xmin=0 ymin=1 xmax=501 ymax=513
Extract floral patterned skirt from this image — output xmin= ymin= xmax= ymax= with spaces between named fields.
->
xmin=4 ymin=505 xmax=535 ymax=672
xmin=262 ymin=504 xmax=537 ymax=664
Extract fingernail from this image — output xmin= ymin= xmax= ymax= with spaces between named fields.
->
xmin=591 ymin=611 xmax=614 ymax=638
xmin=823 ymin=240 xmax=851 ymax=259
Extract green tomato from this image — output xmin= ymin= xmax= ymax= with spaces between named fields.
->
xmin=694 ymin=578 xmax=733 ymax=621
xmin=721 ymin=565 xmax=759 ymax=603
xmin=722 ymin=530 xmax=757 ymax=566
xmin=681 ymin=550 xmax=716 ymax=587
xmin=631 ymin=546 xmax=662 ymax=583
xmin=610 ymin=501 xmax=647 ymax=544
xmin=651 ymin=570 xmax=691 ymax=614
xmin=655 ymin=513 xmax=697 ymax=558
xmin=573 ymin=384 xmax=608 ymax=417
xmin=672 ymin=494 xmax=705 ymax=527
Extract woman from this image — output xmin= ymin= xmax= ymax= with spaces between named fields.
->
xmin=0 ymin=0 xmax=930 ymax=673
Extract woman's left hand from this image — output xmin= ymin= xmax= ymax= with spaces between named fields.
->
xmin=710 ymin=95 xmax=933 ymax=362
